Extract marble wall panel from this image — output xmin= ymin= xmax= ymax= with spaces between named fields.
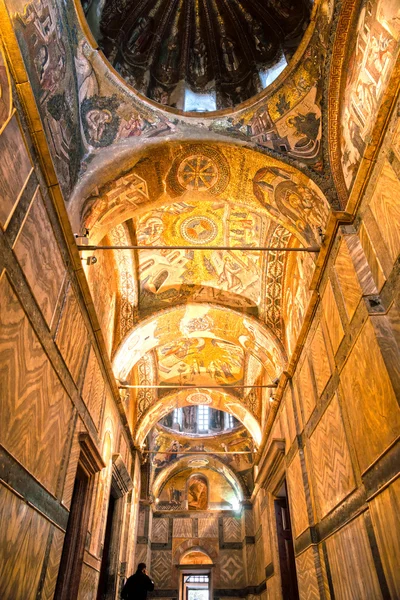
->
xmin=0 ymin=274 xmax=74 ymax=494
xmin=369 ymin=159 xmax=400 ymax=267
xmin=296 ymin=547 xmax=320 ymax=600
xmin=77 ymin=563 xmax=99 ymax=600
xmin=217 ymin=550 xmax=245 ymax=588
xmin=297 ymin=354 xmax=316 ymax=424
xmin=283 ymin=388 xmax=297 ymax=446
xmin=41 ymin=528 xmax=65 ymax=600
xmin=198 ymin=518 xmax=218 ymax=538
xmin=334 ymin=239 xmax=363 ymax=321
xmin=369 ymin=477 xmax=400 ymax=599
xmin=172 ymin=518 xmax=193 ymax=538
xmin=0 ymin=114 xmax=32 ymax=228
xmin=55 ymin=286 xmax=89 ymax=383
xmin=81 ymin=346 xmax=105 ymax=430
xmin=325 ymin=514 xmax=382 ymax=599
xmin=309 ymin=323 xmax=331 ymax=397
xmin=286 ymin=452 xmax=309 ymax=538
xmin=152 ymin=518 xmax=169 ymax=543
xmin=358 ymin=222 xmax=386 ymax=292
xmin=0 ymin=484 xmax=51 ymax=600
xmin=151 ymin=550 xmax=173 ymax=588
xmin=14 ymin=190 xmax=65 ymax=327
xmin=340 ymin=319 xmax=400 ymax=473
xmin=246 ymin=542 xmax=258 ymax=585
xmin=222 ymin=516 xmax=242 ymax=542
xmin=309 ymin=395 xmax=355 ymax=518
xmin=321 ymin=280 xmax=345 ymax=354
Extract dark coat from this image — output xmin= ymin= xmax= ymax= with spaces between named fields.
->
xmin=121 ymin=570 xmax=154 ymax=600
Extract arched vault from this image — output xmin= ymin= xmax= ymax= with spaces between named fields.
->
xmin=135 ymin=388 xmax=262 ymax=446
xmin=113 ymin=303 xmax=287 ymax=384
xmin=152 ymin=455 xmax=245 ymax=501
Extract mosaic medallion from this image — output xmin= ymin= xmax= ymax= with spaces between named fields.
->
xmin=180 ymin=215 xmax=218 ymax=244
xmin=177 ymin=155 xmax=219 ymax=191
xmin=168 ymin=145 xmax=230 ymax=196
xmin=187 ymin=392 xmax=212 ymax=405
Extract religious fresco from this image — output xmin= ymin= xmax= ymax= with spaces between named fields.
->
xmin=188 ymin=475 xmax=208 ymax=510
xmin=4 ymin=0 xmax=82 ymax=195
xmin=149 ymin=424 xmax=255 ymax=495
xmin=156 ymin=338 xmax=244 ymax=387
xmin=86 ymin=0 xmax=311 ymax=111
xmin=340 ymin=0 xmax=400 ymax=190
xmin=0 ymin=42 xmax=12 ymax=131
xmin=134 ymin=198 xmax=267 ymax=316
xmin=112 ymin=303 xmax=287 ymax=384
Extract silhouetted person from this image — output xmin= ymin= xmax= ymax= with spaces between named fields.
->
xmin=121 ymin=562 xmax=154 ymax=600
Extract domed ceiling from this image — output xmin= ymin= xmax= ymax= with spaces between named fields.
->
xmin=83 ymin=0 xmax=312 ymax=110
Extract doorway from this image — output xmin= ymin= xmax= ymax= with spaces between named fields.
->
xmin=55 ymin=464 xmax=91 ymax=600
xmin=182 ymin=573 xmax=210 ymax=600
xmin=274 ymin=481 xmax=300 ymax=600
xmin=96 ymin=490 xmax=118 ymax=599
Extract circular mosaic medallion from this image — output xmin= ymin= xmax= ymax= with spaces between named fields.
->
xmin=177 ymin=155 xmax=219 ymax=191
xmin=187 ymin=392 xmax=212 ymax=405
xmin=180 ymin=216 xmax=218 ymax=245
xmin=188 ymin=458 xmax=209 ymax=468
xmin=167 ymin=145 xmax=230 ymax=196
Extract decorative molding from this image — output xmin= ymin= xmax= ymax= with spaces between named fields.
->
xmin=111 ymin=453 xmax=133 ymax=498
xmin=255 ymin=438 xmax=286 ymax=492
xmin=79 ymin=433 xmax=106 ymax=475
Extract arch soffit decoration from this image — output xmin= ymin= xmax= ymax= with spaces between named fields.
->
xmin=112 ymin=303 xmax=287 ymax=382
xmin=152 ymin=455 xmax=245 ymax=501
xmin=135 ymin=389 xmax=262 ymax=447
xmin=76 ymin=140 xmax=331 ymax=249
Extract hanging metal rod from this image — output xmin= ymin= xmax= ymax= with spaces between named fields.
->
xmin=78 ymin=244 xmax=319 ymax=253
xmin=119 ymin=384 xmax=277 ymax=389
xmin=142 ymin=450 xmax=255 ymax=455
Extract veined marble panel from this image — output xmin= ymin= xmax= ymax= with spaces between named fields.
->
xmin=287 ymin=452 xmax=309 ymax=538
xmin=172 ymin=518 xmax=193 ymax=538
xmin=152 ymin=518 xmax=169 ymax=543
xmin=41 ymin=528 xmax=65 ymax=600
xmin=340 ymin=319 xmax=400 ymax=473
xmin=77 ymin=563 xmax=99 ymax=600
xmin=297 ymin=354 xmax=316 ymax=423
xmin=325 ymin=514 xmax=382 ymax=599
xmin=151 ymin=550 xmax=173 ymax=588
xmin=0 ymin=274 xmax=74 ymax=494
xmin=309 ymin=395 xmax=355 ymax=518
xmin=82 ymin=346 xmax=105 ymax=430
xmin=0 ymin=484 xmax=50 ymax=600
xmin=321 ymin=280 xmax=344 ymax=354
xmin=358 ymin=223 xmax=386 ymax=293
xmin=198 ymin=518 xmax=218 ymax=538
xmin=369 ymin=476 xmax=400 ymax=599
xmin=14 ymin=190 xmax=65 ymax=327
xmin=309 ymin=323 xmax=331 ymax=397
xmin=55 ymin=286 xmax=89 ymax=382
xmin=334 ymin=239 xmax=363 ymax=321
xmin=217 ymin=550 xmax=245 ymax=587
xmin=0 ymin=115 xmax=32 ymax=228
xmin=223 ymin=516 xmax=242 ymax=542
xmin=369 ymin=159 xmax=400 ymax=267
xmin=296 ymin=547 xmax=320 ymax=600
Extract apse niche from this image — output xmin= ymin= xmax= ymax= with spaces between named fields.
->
xmin=82 ymin=0 xmax=312 ymax=111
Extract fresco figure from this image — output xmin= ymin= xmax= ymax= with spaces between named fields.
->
xmin=188 ymin=475 xmax=208 ymax=510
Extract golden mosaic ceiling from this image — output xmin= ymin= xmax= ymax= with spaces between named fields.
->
xmin=80 ymin=140 xmax=330 ymax=471
xmin=82 ymin=0 xmax=311 ymax=110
